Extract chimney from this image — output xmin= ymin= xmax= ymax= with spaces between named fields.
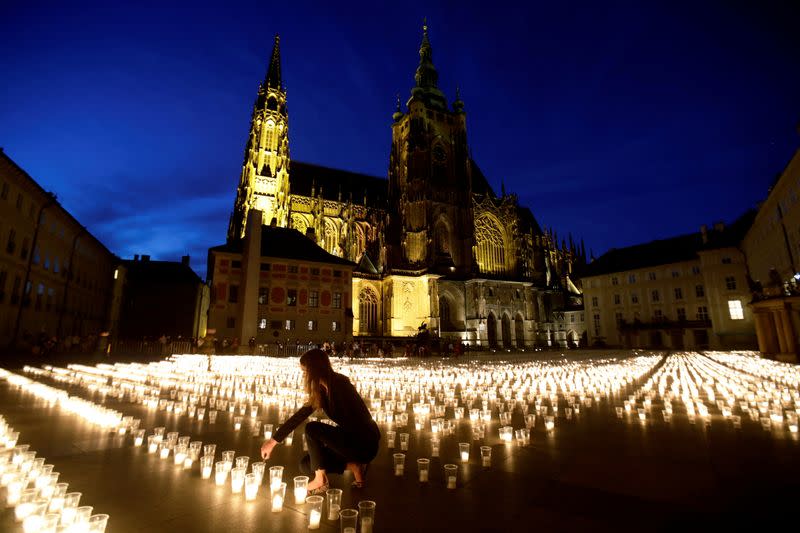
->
xmin=700 ymin=225 xmax=708 ymax=244
xmin=142 ymin=255 xmax=150 ymax=262
xmin=713 ymin=221 xmax=725 ymax=232
xmin=181 ymin=255 xmax=190 ymax=266
xmin=134 ymin=254 xmax=139 ymax=261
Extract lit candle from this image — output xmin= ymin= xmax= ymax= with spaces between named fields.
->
xmin=309 ymin=509 xmax=321 ymax=529
xmin=183 ymin=457 xmax=193 ymax=469
xmin=460 ymin=451 xmax=469 ymax=462
xmin=134 ymin=435 xmax=144 ymax=446
xmin=395 ymin=464 xmax=404 ymax=476
xmin=294 ymin=486 xmax=307 ymax=504
xmin=482 ymin=456 xmax=491 ymax=467
xmin=215 ymin=469 xmax=227 ymax=486
xmin=447 ymin=476 xmax=456 ymax=489
xmin=160 ymin=447 xmax=170 ymax=459
xmin=202 ymin=465 xmax=212 ymax=479
xmin=245 ymin=482 xmax=258 ymax=501
xmin=419 ymin=470 xmax=428 ymax=482
xmin=361 ymin=517 xmax=374 ymax=533
xmin=272 ymin=494 xmax=284 ymax=512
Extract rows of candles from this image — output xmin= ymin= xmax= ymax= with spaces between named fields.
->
xmin=6 ymin=350 xmax=800 ymax=532
xmin=0 ymin=374 xmax=109 ymax=532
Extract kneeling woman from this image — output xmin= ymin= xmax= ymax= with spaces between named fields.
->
xmin=260 ymin=349 xmax=380 ymax=493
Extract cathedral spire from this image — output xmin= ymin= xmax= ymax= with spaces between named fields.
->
xmin=265 ymin=34 xmax=282 ymax=89
xmin=409 ymin=19 xmax=447 ymax=110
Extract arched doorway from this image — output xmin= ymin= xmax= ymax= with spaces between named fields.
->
xmin=567 ymin=330 xmax=577 ymax=348
xmin=487 ymin=312 xmax=497 ymax=348
xmin=502 ymin=314 xmax=512 ymax=348
xmin=358 ymin=287 xmax=378 ymax=335
xmin=515 ymin=314 xmax=525 ymax=349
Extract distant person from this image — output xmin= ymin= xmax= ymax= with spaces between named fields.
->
xmin=260 ymin=349 xmax=380 ymax=493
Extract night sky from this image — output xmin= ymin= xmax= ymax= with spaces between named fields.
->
xmin=2 ymin=1 xmax=799 ymax=280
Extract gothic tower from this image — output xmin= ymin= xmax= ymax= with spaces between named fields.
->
xmin=388 ymin=21 xmax=474 ymax=275
xmin=228 ymin=35 xmax=291 ymax=241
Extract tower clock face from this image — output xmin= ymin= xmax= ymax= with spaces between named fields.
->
xmin=432 ymin=145 xmax=446 ymax=163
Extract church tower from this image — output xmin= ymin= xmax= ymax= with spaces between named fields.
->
xmin=388 ymin=21 xmax=474 ymax=275
xmin=228 ymin=35 xmax=291 ymax=241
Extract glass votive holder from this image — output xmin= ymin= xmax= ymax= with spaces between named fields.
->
xmin=200 ymin=456 xmax=214 ymax=479
xmin=230 ymin=466 xmax=246 ymax=493
xmin=499 ymin=426 xmax=513 ymax=443
xmin=392 ymin=453 xmax=406 ymax=476
xmin=209 ymin=410 xmax=218 ymax=424
xmin=525 ymin=414 xmax=536 ymax=429
xmin=399 ymin=433 xmax=409 ymax=451
xmin=545 ymin=416 xmax=555 ymax=431
xmin=147 ymin=436 xmax=158 ymax=454
xmin=326 ymin=488 xmax=342 ymax=521
xmin=244 ymin=473 xmax=259 ymax=500
xmin=615 ymin=406 xmax=624 ymax=419
xmin=203 ymin=444 xmax=216 ymax=459
xmin=306 ymin=495 xmax=324 ymax=529
xmin=159 ymin=442 xmax=171 ymax=459
xmin=21 ymin=500 xmax=48 ymax=532
xmin=48 ymin=484 xmax=69 ymax=512
xmin=15 ymin=487 xmax=38 ymax=522
xmin=340 ymin=508 xmax=358 ymax=533
xmin=564 ymin=407 xmax=573 ymax=420
xmin=458 ymin=442 xmax=470 ymax=462
xmin=480 ymin=445 xmax=492 ymax=467
xmin=39 ymin=512 xmax=61 ymax=533
xmin=133 ymin=429 xmax=145 ymax=447
xmin=60 ymin=492 xmax=82 ymax=525
xmin=386 ymin=430 xmax=396 ymax=449
xmin=252 ymin=420 xmax=262 ymax=436
xmin=294 ymin=475 xmax=309 ymax=504
xmin=88 ymin=513 xmax=110 ymax=533
xmin=75 ymin=505 xmax=94 ymax=527
xmin=235 ymin=456 xmax=250 ymax=470
xmin=417 ymin=458 xmax=430 ymax=483
xmin=269 ymin=466 xmax=284 ymax=490
xmin=214 ymin=461 xmax=228 ymax=486
xmin=638 ymin=408 xmax=646 ymax=422
xmin=39 ymin=473 xmax=60 ymax=498
xmin=431 ymin=437 xmax=440 ymax=458
xmin=174 ymin=444 xmax=188 ymax=466
xmin=222 ymin=450 xmax=236 ymax=466
xmin=251 ymin=461 xmax=266 ymax=484
xmin=454 ymin=407 xmax=464 ymax=419
xmin=166 ymin=432 xmax=179 ymax=444
xmin=515 ymin=429 xmax=530 ymax=445
xmin=444 ymin=464 xmax=458 ymax=489
xmin=271 ymin=482 xmax=287 ymax=512
xmin=197 ymin=407 xmax=206 ymax=421
xmin=234 ymin=417 xmax=243 ymax=431
xmin=358 ymin=501 xmax=376 ymax=533
xmin=263 ymin=423 xmax=274 ymax=440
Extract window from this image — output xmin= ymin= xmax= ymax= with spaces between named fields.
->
xmin=258 ymin=319 xmax=267 ymax=329
xmin=677 ymin=307 xmax=686 ymax=321
xmin=228 ymin=284 xmax=239 ymax=303
xmin=628 ymin=274 xmax=636 ymax=284
xmin=696 ymin=306 xmax=709 ymax=321
xmin=258 ymin=287 xmax=269 ymax=304
xmin=593 ymin=314 xmax=601 ymax=335
xmin=728 ymin=300 xmax=744 ymax=320
xmin=6 ymin=229 xmax=16 ymax=254
xmin=695 ymin=284 xmax=705 ymax=298
xmin=310 ymin=267 xmax=320 ymax=276
xmin=570 ymin=314 xmax=575 ymax=323
xmin=488 ymin=288 xmax=494 ymax=297
xmin=332 ymin=321 xmax=340 ymax=332
xmin=307 ymin=320 xmax=317 ymax=331
xmin=654 ymin=309 xmax=663 ymax=321
xmin=269 ymin=320 xmax=282 ymax=330
xmin=10 ymin=276 xmax=21 ymax=304
xmin=671 ymin=271 xmax=680 ymax=278
xmin=611 ymin=276 xmax=619 ymax=286
xmin=333 ymin=270 xmax=342 ymax=278
xmin=613 ymin=294 xmax=621 ymax=305
xmin=0 ymin=182 xmax=8 ymax=200
xmin=285 ymin=319 xmax=295 ymax=330
xmin=287 ymin=289 xmax=297 ymax=306
xmin=260 ymin=262 xmax=271 ymax=271
xmin=722 ymin=257 xmax=732 ymax=264
xmin=333 ymin=292 xmax=342 ymax=309
xmin=580 ymin=313 xmax=584 ymax=322
xmin=515 ymin=289 xmax=521 ymax=299
xmin=651 ymin=290 xmax=660 ymax=303
xmin=288 ymin=265 xmax=298 ymax=273
xmin=591 ymin=296 xmax=598 ymax=307
xmin=631 ymin=293 xmax=639 ymax=304
xmin=674 ymin=287 xmax=683 ymax=300
xmin=725 ymin=276 xmax=737 ymax=290
xmin=226 ymin=317 xmax=236 ymax=328
xmin=648 ymin=272 xmax=656 ymax=281
xmin=309 ymin=290 xmax=319 ymax=307
xmin=474 ymin=214 xmax=506 ymax=275
xmin=691 ymin=266 xmax=700 ymax=275
xmin=43 ymin=255 xmax=50 ymax=270
xmin=231 ymin=260 xmax=242 ymax=269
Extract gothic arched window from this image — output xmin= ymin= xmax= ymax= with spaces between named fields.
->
xmin=475 ymin=215 xmax=506 ymax=275
xmin=434 ymin=219 xmax=450 ymax=255
xmin=359 ymin=287 xmax=378 ymax=334
xmin=439 ymin=296 xmax=452 ymax=331
xmin=263 ymin=121 xmax=277 ymax=151
xmin=323 ymin=219 xmax=339 ymax=257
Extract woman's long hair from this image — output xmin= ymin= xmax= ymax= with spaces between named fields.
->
xmin=300 ymin=349 xmax=334 ymax=409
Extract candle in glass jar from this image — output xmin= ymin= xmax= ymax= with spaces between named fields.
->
xmin=394 ymin=464 xmax=404 ymax=476
xmin=134 ymin=435 xmax=144 ymax=446
xmin=419 ymin=470 xmax=428 ymax=482
xmin=460 ymin=451 xmax=469 ymax=462
xmin=245 ymin=483 xmax=258 ymax=500
xmin=160 ymin=447 xmax=170 ymax=459
xmin=294 ymin=487 xmax=306 ymax=504
xmin=309 ymin=509 xmax=321 ymax=529
xmin=271 ymin=494 xmax=284 ymax=512
xmin=447 ymin=475 xmax=457 ymax=489
xmin=202 ymin=465 xmax=212 ymax=479
xmin=361 ymin=517 xmax=374 ymax=533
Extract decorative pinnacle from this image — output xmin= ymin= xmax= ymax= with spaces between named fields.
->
xmin=396 ymin=93 xmax=401 ymax=111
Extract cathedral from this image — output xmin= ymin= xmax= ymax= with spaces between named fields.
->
xmin=226 ymin=25 xmax=586 ymax=349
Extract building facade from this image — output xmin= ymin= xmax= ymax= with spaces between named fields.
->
xmin=0 ymin=150 xmax=118 ymax=351
xmin=741 ymin=142 xmax=800 ymax=362
xmin=223 ymin=27 xmax=585 ymax=349
xmin=210 ymin=211 xmax=355 ymax=347
xmin=581 ymin=218 xmax=757 ymax=350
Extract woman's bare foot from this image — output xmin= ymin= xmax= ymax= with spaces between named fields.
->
xmin=307 ymin=469 xmax=328 ymax=491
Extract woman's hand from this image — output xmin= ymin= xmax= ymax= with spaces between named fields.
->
xmin=260 ymin=438 xmax=278 ymax=460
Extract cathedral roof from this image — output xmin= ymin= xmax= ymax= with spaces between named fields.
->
xmin=210 ymin=225 xmax=356 ymax=267
xmin=289 ymin=161 xmax=388 ymax=209
xmin=580 ymin=210 xmax=756 ymax=277
xmin=516 ymin=206 xmax=543 ymax=235
xmin=469 ymin=159 xmax=496 ymax=197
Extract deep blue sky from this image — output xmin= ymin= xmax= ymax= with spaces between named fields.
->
xmin=2 ymin=1 xmax=799 ymax=280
